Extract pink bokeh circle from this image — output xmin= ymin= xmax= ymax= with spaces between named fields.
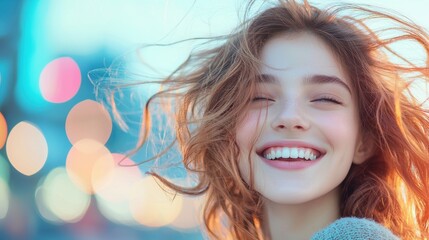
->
xmin=39 ymin=57 xmax=81 ymax=103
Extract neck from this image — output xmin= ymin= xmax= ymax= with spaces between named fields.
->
xmin=262 ymin=187 xmax=341 ymax=240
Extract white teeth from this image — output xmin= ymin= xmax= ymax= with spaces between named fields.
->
xmin=276 ymin=149 xmax=282 ymax=158
xmin=298 ymin=149 xmax=305 ymax=158
xmin=290 ymin=148 xmax=299 ymax=158
xmin=263 ymin=147 xmax=319 ymax=161
xmin=304 ymin=149 xmax=310 ymax=159
xmin=281 ymin=148 xmax=290 ymax=158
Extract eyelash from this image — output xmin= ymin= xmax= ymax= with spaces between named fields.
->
xmin=312 ymin=97 xmax=342 ymax=105
xmin=252 ymin=97 xmax=274 ymax=102
xmin=251 ymin=96 xmax=342 ymax=104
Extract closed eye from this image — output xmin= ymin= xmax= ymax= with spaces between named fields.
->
xmin=252 ymin=97 xmax=275 ymax=102
xmin=311 ymin=97 xmax=342 ymax=105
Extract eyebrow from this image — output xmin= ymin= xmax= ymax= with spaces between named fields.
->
xmin=257 ymin=74 xmax=352 ymax=94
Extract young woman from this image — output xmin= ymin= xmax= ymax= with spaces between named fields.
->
xmin=95 ymin=0 xmax=429 ymax=239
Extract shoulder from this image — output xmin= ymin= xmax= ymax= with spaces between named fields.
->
xmin=311 ymin=217 xmax=400 ymax=240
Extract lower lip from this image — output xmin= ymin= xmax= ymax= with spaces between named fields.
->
xmin=261 ymin=156 xmax=321 ymax=170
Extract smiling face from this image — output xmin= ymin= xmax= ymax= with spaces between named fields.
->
xmin=236 ymin=32 xmax=367 ymax=205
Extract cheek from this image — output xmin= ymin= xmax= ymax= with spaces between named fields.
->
xmin=317 ymin=111 xmax=360 ymax=145
xmin=236 ymin=110 xmax=265 ymax=150
xmin=236 ymin=111 xmax=264 ymax=182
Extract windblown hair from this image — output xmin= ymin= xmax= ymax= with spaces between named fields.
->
xmin=96 ymin=0 xmax=429 ymax=239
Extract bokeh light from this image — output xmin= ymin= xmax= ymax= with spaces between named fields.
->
xmin=0 ymin=112 xmax=7 ymax=149
xmin=94 ymin=153 xmax=142 ymax=202
xmin=35 ymin=183 xmax=62 ymax=224
xmin=65 ymin=99 xmax=112 ymax=145
xmin=0 ymin=178 xmax=10 ymax=219
xmin=41 ymin=167 xmax=91 ymax=223
xmin=94 ymin=154 xmax=142 ymax=225
xmin=39 ymin=57 xmax=81 ymax=103
xmin=96 ymin=195 xmax=136 ymax=225
xmin=0 ymin=154 xmax=10 ymax=183
xmin=129 ymin=176 xmax=183 ymax=227
xmin=5 ymin=121 xmax=48 ymax=176
xmin=170 ymin=195 xmax=204 ymax=231
xmin=66 ymin=139 xmax=114 ymax=193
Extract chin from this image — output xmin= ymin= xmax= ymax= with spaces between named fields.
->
xmin=260 ymin=185 xmax=341 ymax=206
xmin=261 ymin=191 xmax=319 ymax=205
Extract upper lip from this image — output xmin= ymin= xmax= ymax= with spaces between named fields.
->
xmin=256 ymin=140 xmax=326 ymax=156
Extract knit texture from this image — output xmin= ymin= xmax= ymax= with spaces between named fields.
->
xmin=311 ymin=217 xmax=400 ymax=240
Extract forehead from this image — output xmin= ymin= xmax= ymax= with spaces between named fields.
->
xmin=260 ymin=32 xmax=347 ymax=80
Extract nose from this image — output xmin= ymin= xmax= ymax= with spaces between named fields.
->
xmin=270 ymin=101 xmax=310 ymax=131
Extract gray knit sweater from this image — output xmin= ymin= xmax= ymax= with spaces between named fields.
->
xmin=311 ymin=217 xmax=400 ymax=240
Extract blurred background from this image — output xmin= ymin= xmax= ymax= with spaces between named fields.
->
xmin=0 ymin=0 xmax=427 ymax=239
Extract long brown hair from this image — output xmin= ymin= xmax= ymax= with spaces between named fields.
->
xmin=95 ymin=0 xmax=429 ymax=239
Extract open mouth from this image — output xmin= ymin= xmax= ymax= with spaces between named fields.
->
xmin=258 ymin=147 xmax=323 ymax=161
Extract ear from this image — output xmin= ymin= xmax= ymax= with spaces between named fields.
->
xmin=353 ymin=132 xmax=375 ymax=165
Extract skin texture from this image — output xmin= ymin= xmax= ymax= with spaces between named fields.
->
xmin=236 ymin=32 xmax=372 ymax=239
